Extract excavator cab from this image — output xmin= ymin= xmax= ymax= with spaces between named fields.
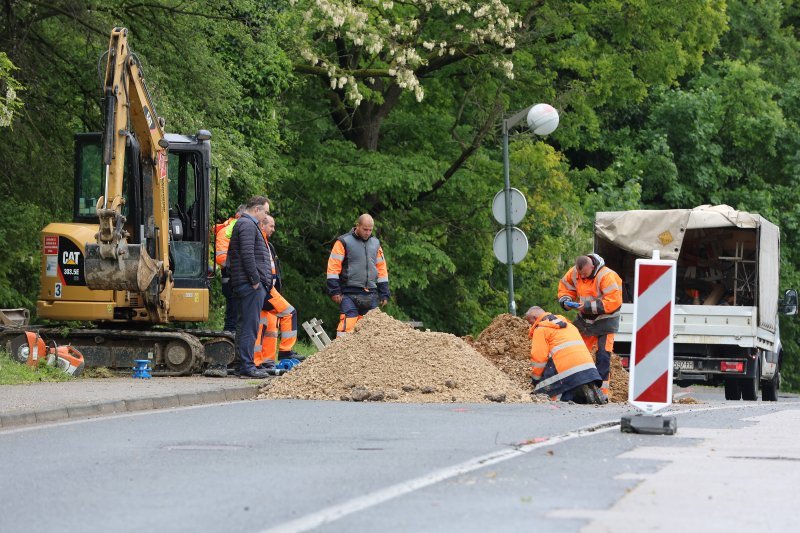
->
xmin=75 ymin=131 xmax=210 ymax=286
xmin=38 ymin=130 xmax=212 ymax=323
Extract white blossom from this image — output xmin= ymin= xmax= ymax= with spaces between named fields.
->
xmin=294 ymin=0 xmax=521 ymax=106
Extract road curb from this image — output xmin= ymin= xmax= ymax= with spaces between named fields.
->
xmin=0 ymin=384 xmax=261 ymax=430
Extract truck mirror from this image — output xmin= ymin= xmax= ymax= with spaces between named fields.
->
xmin=781 ymin=289 xmax=798 ymax=316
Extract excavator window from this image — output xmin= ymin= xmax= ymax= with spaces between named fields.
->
xmin=167 ymin=149 xmax=205 ymax=281
xmin=73 ymin=133 xmax=209 ymax=288
xmin=73 ymin=133 xmax=133 ymax=223
xmin=76 ymin=142 xmax=102 ymax=216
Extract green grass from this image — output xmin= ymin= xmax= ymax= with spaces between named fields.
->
xmin=292 ymin=340 xmax=319 ymax=358
xmin=0 ymin=351 xmax=75 ymax=385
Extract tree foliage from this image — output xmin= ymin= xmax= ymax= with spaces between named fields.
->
xmin=4 ymin=1 xmax=800 ymax=389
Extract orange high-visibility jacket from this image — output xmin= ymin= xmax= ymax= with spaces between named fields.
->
xmin=214 ymin=217 xmax=237 ymax=268
xmin=557 ymin=253 xmax=622 ymax=325
xmin=529 ymin=313 xmax=601 ymax=396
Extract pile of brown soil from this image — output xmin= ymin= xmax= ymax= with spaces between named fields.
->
xmin=608 ymin=354 xmax=629 ymax=403
xmin=469 ymin=314 xmax=532 ymax=391
xmin=470 ymin=313 xmax=630 ymax=403
xmin=260 ymin=310 xmax=533 ymax=403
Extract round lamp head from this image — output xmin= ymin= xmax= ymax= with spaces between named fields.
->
xmin=526 ymin=104 xmax=559 ymax=136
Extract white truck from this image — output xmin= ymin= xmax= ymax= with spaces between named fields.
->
xmin=594 ymin=205 xmax=798 ymax=401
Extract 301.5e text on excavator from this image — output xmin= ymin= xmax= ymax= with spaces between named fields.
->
xmin=0 ymin=27 xmax=235 ymax=375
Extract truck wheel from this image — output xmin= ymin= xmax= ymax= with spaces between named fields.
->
xmin=761 ymin=369 xmax=780 ymax=402
xmin=724 ymin=379 xmax=742 ymax=401
xmin=741 ymin=374 xmax=759 ymax=401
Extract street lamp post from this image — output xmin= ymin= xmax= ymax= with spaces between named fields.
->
xmin=500 ymin=104 xmax=559 ymax=315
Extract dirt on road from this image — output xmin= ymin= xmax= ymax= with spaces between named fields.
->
xmin=260 ymin=310 xmax=535 ymax=403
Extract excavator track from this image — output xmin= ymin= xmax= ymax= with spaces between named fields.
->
xmin=0 ymin=326 xmax=235 ymax=376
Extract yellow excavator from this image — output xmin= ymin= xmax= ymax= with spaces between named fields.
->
xmin=1 ymin=28 xmax=234 ymax=374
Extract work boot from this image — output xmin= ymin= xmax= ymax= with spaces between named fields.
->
xmin=579 ymin=383 xmax=608 ymax=405
xmin=239 ymin=368 xmax=270 ymax=379
xmin=278 ymin=350 xmax=306 ymax=362
xmin=257 ymin=360 xmax=276 ymax=370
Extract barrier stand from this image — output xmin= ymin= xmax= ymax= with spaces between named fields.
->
xmin=301 ymin=318 xmax=332 ymax=351
xmin=621 ymin=251 xmax=678 ymax=436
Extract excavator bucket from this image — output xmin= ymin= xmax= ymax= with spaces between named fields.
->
xmin=84 ymin=242 xmax=160 ymax=293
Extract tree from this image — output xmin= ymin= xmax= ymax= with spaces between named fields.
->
xmin=288 ymin=0 xmax=519 ymax=150
xmin=0 ymin=52 xmax=22 ymax=127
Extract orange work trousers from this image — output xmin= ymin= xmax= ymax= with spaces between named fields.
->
xmin=253 ymin=287 xmax=297 ymax=367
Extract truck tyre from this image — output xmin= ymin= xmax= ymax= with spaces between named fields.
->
xmin=761 ymin=368 xmax=780 ymax=402
xmin=724 ymin=378 xmax=742 ymax=401
xmin=741 ymin=360 xmax=759 ymax=401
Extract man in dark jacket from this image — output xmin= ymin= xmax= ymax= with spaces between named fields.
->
xmin=228 ymin=195 xmax=273 ymax=378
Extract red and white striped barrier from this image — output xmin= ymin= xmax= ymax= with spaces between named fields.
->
xmin=628 ymin=253 xmax=676 ymax=413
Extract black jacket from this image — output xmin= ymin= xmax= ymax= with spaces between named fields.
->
xmin=268 ymin=241 xmax=283 ymax=292
xmin=228 ymin=213 xmax=272 ymax=288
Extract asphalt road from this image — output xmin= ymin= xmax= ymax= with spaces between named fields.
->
xmin=1 ymin=388 xmax=798 ymax=533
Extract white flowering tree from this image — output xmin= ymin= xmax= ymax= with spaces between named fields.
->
xmin=0 ymin=52 xmax=23 ymax=128
xmin=290 ymin=0 xmax=521 ymax=151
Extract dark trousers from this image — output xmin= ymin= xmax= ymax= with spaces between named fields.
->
xmin=595 ymin=334 xmax=611 ymax=381
xmin=234 ymin=283 xmax=266 ymax=373
xmin=341 ymin=292 xmax=378 ymax=317
xmin=221 ymin=278 xmax=238 ymax=332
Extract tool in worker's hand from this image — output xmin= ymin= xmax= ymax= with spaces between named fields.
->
xmin=565 ymin=301 xmax=581 ymax=309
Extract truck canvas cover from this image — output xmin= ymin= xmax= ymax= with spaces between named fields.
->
xmin=595 ymin=205 xmax=779 ymax=333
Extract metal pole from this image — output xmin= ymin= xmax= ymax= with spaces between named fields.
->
xmin=502 ymin=119 xmax=516 ymax=315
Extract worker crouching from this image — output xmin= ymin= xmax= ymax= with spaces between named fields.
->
xmin=525 ymin=306 xmax=607 ymax=404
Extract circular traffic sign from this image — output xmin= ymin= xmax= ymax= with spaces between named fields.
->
xmin=493 ymin=227 xmax=529 ymax=265
xmin=492 ymin=188 xmax=527 ymax=225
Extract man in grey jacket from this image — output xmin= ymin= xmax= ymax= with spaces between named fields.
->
xmin=228 ymin=195 xmax=273 ymax=378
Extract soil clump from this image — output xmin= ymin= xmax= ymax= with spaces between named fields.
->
xmin=675 ymin=396 xmax=700 ymax=404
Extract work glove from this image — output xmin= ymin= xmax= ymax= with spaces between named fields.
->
xmin=558 ymin=295 xmax=574 ymax=311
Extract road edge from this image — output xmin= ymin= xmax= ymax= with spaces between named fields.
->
xmin=0 ymin=384 xmax=261 ymax=429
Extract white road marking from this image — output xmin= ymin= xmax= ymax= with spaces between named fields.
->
xmin=566 ymin=408 xmax=800 ymax=532
xmin=261 ymin=401 xmax=795 ymax=533
xmin=260 ymin=422 xmax=619 ymax=533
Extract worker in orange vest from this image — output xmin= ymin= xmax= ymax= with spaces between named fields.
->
xmin=326 ymin=214 xmax=390 ymax=337
xmin=214 ymin=204 xmax=245 ymax=332
xmin=557 ymin=254 xmax=622 ymax=397
xmin=525 ymin=306 xmax=606 ymax=404
xmin=253 ymin=215 xmax=301 ymax=367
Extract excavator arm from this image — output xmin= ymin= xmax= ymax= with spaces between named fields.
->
xmin=84 ymin=27 xmax=173 ymax=322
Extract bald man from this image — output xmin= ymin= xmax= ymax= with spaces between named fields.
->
xmin=253 ymin=215 xmax=300 ymax=367
xmin=326 ymin=214 xmax=390 ymax=337
xmin=525 ymin=305 xmax=606 ymax=404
